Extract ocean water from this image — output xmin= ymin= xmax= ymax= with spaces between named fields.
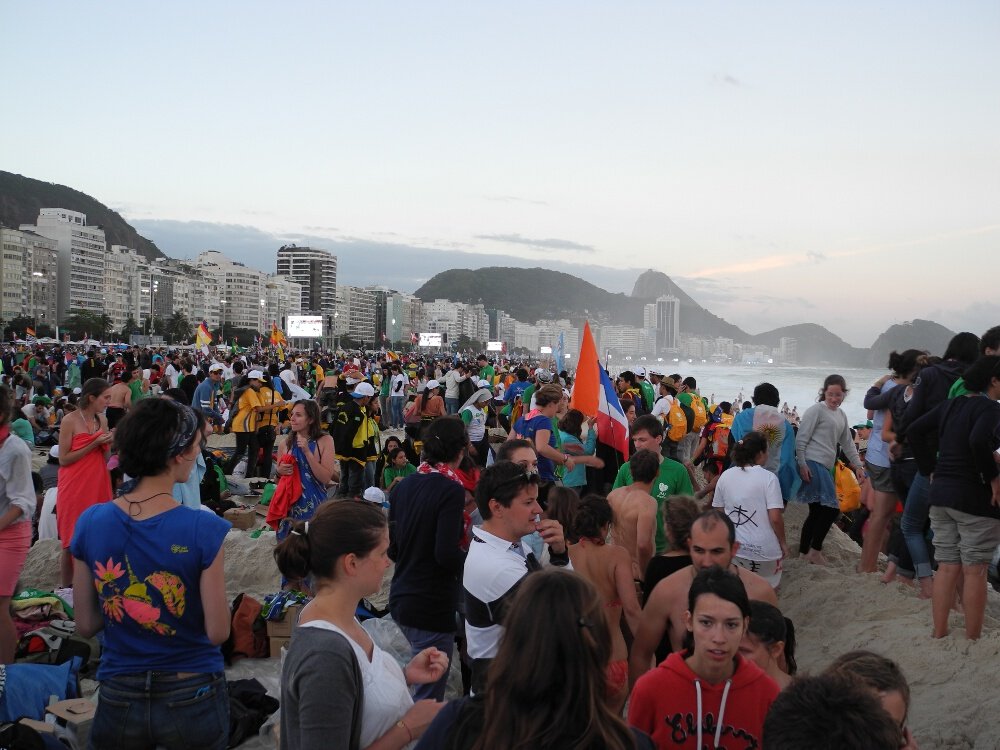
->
xmin=608 ymin=363 xmax=890 ymax=427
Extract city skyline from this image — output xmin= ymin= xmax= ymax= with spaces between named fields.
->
xmin=3 ymin=2 xmax=998 ymax=347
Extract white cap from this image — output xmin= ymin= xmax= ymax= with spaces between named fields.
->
xmin=49 ymin=445 xmax=60 ymax=459
xmin=363 ymin=487 xmax=386 ymax=505
xmin=634 ymin=366 xmax=646 ymax=376
xmin=425 ymin=379 xmax=441 ymax=390
xmin=209 ymin=363 xmax=225 ymax=373
xmin=247 ymin=370 xmax=264 ymax=380
xmin=352 ymin=382 xmax=376 ymax=398
xmin=478 ymin=379 xmax=492 ymax=388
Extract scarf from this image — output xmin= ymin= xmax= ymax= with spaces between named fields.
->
xmin=417 ymin=461 xmax=462 ymax=485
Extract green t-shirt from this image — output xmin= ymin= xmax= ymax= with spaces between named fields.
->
xmin=383 ymin=463 xmax=417 ymax=488
xmin=612 ymin=457 xmax=694 ymax=554
xmin=128 ymin=379 xmax=146 ymax=402
xmin=479 ymin=365 xmax=495 ymax=382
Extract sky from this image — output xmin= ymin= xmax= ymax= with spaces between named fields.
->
xmin=3 ymin=2 xmax=998 ymax=347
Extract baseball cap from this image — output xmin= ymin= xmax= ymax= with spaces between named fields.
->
xmin=209 ymin=363 xmax=225 ymax=373
xmin=535 ymin=369 xmax=553 ymax=383
xmin=363 ymin=487 xmax=386 ymax=505
xmin=426 ymin=379 xmax=441 ymax=390
xmin=247 ymin=370 xmax=264 ymax=380
xmin=634 ymin=366 xmax=646 ymax=376
xmin=352 ymin=382 xmax=376 ymax=398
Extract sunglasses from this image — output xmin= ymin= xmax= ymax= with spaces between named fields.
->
xmin=493 ymin=470 xmax=540 ymax=495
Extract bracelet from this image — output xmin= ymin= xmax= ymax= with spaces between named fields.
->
xmin=397 ymin=719 xmax=413 ymax=743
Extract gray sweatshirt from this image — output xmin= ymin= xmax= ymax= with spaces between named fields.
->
xmin=795 ymin=402 xmax=862 ymax=471
xmin=0 ymin=433 xmax=36 ymax=527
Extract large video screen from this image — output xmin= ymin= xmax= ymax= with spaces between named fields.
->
xmin=287 ymin=315 xmax=324 ymax=337
xmin=418 ymin=332 xmax=443 ymax=347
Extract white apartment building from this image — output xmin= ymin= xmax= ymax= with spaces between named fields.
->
xmin=263 ymin=275 xmax=303 ymax=331
xmin=275 ymin=245 xmax=337 ymax=316
xmin=385 ymin=292 xmax=423 ymax=345
xmin=654 ymin=295 xmax=680 ymax=353
xmin=196 ymin=251 xmax=267 ymax=332
xmin=598 ymin=325 xmax=653 ymax=358
xmin=0 ymin=227 xmax=59 ymax=327
xmin=336 ymin=285 xmax=377 ymax=345
xmin=21 ymin=209 xmax=106 ymax=319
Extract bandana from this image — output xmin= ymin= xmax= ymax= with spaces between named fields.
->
xmin=417 ymin=461 xmax=462 ymax=485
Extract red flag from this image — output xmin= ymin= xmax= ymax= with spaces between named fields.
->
xmin=570 ymin=322 xmax=630 ymax=458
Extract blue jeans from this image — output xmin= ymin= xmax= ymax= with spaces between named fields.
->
xmin=398 ymin=624 xmax=454 ymax=701
xmin=390 ymin=396 xmax=406 ymax=428
xmin=445 ymin=397 xmax=460 ymax=415
xmin=91 ymin=671 xmax=229 ymax=750
xmin=900 ymin=471 xmax=934 ymax=579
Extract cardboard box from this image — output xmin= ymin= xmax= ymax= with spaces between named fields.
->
xmin=224 ymin=506 xmax=256 ymax=530
xmin=265 ymin=604 xmax=302 ymax=637
xmin=47 ymin=698 xmax=95 ymax=748
xmin=269 ymin=636 xmax=290 ymax=658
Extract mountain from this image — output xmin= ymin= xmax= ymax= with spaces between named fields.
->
xmin=414 ymin=267 xmax=647 ymax=325
xmin=630 ymin=269 xmax=749 ymax=340
xmin=750 ymin=323 xmax=868 ymax=366
xmin=867 ymin=319 xmax=956 ymax=367
xmin=0 ymin=171 xmax=164 ymax=261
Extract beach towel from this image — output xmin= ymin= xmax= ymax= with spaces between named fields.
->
xmin=265 ymin=454 xmax=300 ymax=530
xmin=56 ymin=432 xmax=111 ymax=549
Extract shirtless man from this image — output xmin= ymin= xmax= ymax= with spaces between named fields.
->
xmin=608 ymin=449 xmax=658 ymax=581
xmin=628 ymin=509 xmax=777 ymax=686
xmin=105 ymin=369 xmax=133 ymax=430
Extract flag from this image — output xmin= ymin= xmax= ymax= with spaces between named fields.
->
xmin=410 ymin=332 xmax=418 ymax=344
xmin=386 ymin=350 xmax=399 ymax=361
xmin=555 ymin=331 xmax=565 ymax=369
xmin=270 ymin=322 xmax=286 ymax=347
xmin=25 ymin=327 xmax=36 ymax=338
xmin=196 ymin=320 xmax=212 ymax=354
xmin=570 ymin=322 xmax=629 ymax=459
xmin=276 ymin=343 xmax=285 ymax=362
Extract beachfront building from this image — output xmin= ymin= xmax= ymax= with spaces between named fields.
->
xmin=654 ymin=295 xmax=680 ymax=353
xmin=263 ymin=275 xmax=303 ymax=332
xmin=385 ymin=292 xmax=423 ymax=347
xmin=336 ymin=285 xmax=377 ymax=346
xmin=195 ymin=251 xmax=267 ymax=333
xmin=0 ymin=227 xmax=59 ymax=328
xmin=275 ymin=245 xmax=337 ymax=317
xmin=21 ymin=209 xmax=106 ymax=320
xmin=599 ymin=324 xmax=653 ymax=359
xmin=779 ymin=337 xmax=798 ymax=364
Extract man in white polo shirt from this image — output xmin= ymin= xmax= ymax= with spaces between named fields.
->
xmin=463 ymin=460 xmax=571 ymax=692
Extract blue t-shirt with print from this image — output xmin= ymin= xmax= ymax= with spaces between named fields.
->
xmin=513 ymin=413 xmax=558 ymax=481
xmin=505 ymin=380 xmax=530 ymax=404
xmin=70 ymin=502 xmax=230 ymax=679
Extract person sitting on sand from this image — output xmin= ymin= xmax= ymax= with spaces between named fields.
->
xmin=629 ymin=510 xmax=777 ymax=686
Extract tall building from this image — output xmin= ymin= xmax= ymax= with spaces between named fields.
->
xmin=196 ymin=251 xmax=267 ymax=332
xmin=654 ymin=295 xmax=680 ymax=353
xmin=21 ymin=209 xmax=106 ymax=320
xmin=0 ymin=227 xmax=59 ymax=328
xmin=263 ymin=275 xmax=303 ymax=332
xmin=336 ymin=285 xmax=377 ymax=345
xmin=386 ymin=292 xmax=423 ymax=345
xmin=276 ymin=245 xmax=337 ymax=316
xmin=364 ymin=286 xmax=391 ymax=345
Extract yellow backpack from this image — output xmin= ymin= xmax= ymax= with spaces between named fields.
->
xmin=667 ymin=399 xmax=688 ymax=442
xmin=690 ymin=396 xmax=708 ymax=432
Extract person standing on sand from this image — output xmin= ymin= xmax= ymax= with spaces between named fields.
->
xmin=607 ymin=449 xmax=659 ymax=581
xmin=793 ymin=375 xmax=864 ymax=566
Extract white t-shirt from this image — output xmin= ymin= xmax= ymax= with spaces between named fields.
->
xmin=650 ymin=394 xmax=673 ymax=422
xmin=712 ymin=464 xmax=784 ymax=561
xmin=299 ymin=619 xmax=414 ymax=749
xmin=390 ymin=373 xmax=408 ymax=398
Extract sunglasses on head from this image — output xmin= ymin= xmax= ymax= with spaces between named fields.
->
xmin=494 ymin=470 xmax=540 ymax=494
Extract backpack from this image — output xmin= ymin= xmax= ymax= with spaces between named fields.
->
xmin=690 ymin=396 xmax=708 ymax=432
xmin=222 ymin=594 xmax=269 ymax=663
xmin=666 ymin=399 xmax=688 ymax=442
xmin=708 ymin=423 xmax=732 ymax=461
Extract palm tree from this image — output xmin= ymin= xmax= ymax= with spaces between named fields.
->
xmin=166 ymin=312 xmax=190 ymax=344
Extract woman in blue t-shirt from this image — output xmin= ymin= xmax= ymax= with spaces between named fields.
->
xmin=72 ymin=398 xmax=232 ymax=750
xmin=512 ymin=384 xmax=575 ymax=504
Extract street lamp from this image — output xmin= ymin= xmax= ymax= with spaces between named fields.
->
xmin=220 ymin=300 xmax=228 ymax=346
xmin=29 ymin=271 xmax=44 ymax=333
xmin=149 ymin=279 xmax=159 ymax=337
xmin=333 ymin=311 xmax=339 ymax=352
xmin=391 ymin=318 xmax=396 ymax=350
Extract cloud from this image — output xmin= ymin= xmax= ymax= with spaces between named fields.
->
xmin=475 ymin=233 xmax=596 ymax=252
xmin=483 ymin=195 xmax=549 ymax=206
xmin=713 ymin=73 xmax=742 ymax=87
xmin=130 ymin=219 xmax=638 ymax=294
xmin=806 ymin=251 xmax=826 ymax=262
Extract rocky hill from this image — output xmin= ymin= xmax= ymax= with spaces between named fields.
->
xmin=0 ymin=171 xmax=163 ymax=260
xmin=750 ymin=323 xmax=869 ymax=366
xmin=629 ymin=269 xmax=749 ymax=340
xmin=866 ymin=319 xmax=956 ymax=366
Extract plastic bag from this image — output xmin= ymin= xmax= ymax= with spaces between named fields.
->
xmin=836 ymin=461 xmax=862 ymax=512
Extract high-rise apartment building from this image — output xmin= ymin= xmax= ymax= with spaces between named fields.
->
xmin=335 ymin=285 xmax=377 ymax=345
xmin=276 ymin=245 xmax=337 ymax=316
xmin=0 ymin=227 xmax=59 ymax=327
xmin=196 ymin=251 xmax=267 ymax=332
xmin=21 ymin=209 xmax=106 ymax=320
xmin=654 ymin=295 xmax=680 ymax=353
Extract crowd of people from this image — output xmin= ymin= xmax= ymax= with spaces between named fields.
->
xmin=1 ymin=323 xmax=998 ymax=748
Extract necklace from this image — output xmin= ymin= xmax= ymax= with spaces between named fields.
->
xmin=121 ymin=491 xmax=174 ymax=517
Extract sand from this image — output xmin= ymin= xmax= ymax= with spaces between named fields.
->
xmin=18 ymin=499 xmax=1000 ymax=748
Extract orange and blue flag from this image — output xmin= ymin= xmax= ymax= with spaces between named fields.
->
xmin=570 ymin=322 xmax=629 ymax=459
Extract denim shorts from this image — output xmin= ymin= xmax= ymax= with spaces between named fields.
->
xmin=865 ymin=461 xmax=895 ymax=494
xmin=90 ymin=671 xmax=229 ymax=750
xmin=929 ymin=506 xmax=1000 ymax=566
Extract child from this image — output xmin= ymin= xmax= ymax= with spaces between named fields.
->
xmin=382 ymin=446 xmax=416 ymax=491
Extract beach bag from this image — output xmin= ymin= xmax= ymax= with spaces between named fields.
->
xmin=0 ymin=658 xmax=82 ymax=722
xmin=835 ymin=461 xmax=862 ymax=512
xmin=223 ymin=594 xmax=268 ymax=662
xmin=666 ymin=400 xmax=688 ymax=442
xmin=690 ymin=397 xmax=708 ymax=432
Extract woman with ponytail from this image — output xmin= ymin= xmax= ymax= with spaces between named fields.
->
xmin=276 ymin=500 xmax=448 ymax=750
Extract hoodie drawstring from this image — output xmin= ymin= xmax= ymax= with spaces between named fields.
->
xmin=695 ymin=677 xmax=734 ymax=749
xmin=716 ymin=679 xmax=733 ymax=747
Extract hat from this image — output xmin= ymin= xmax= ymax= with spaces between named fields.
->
xmin=363 ymin=487 xmax=386 ymax=505
xmin=634 ymin=366 xmax=646 ymax=376
xmin=853 ymin=420 xmax=874 ymax=430
xmin=352 ymin=382 xmax=376 ymax=398
xmin=48 ymin=445 xmax=60 ymax=459
xmin=535 ymin=369 xmax=553 ymax=383
xmin=72 ymin=387 xmax=82 ymax=395
xmin=425 ymin=379 xmax=441 ymax=390
xmin=247 ymin=370 xmax=264 ymax=380
xmin=209 ymin=363 xmax=225 ymax=373
xmin=345 ymin=374 xmax=365 ymax=385
xmin=478 ymin=379 xmax=492 ymax=388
